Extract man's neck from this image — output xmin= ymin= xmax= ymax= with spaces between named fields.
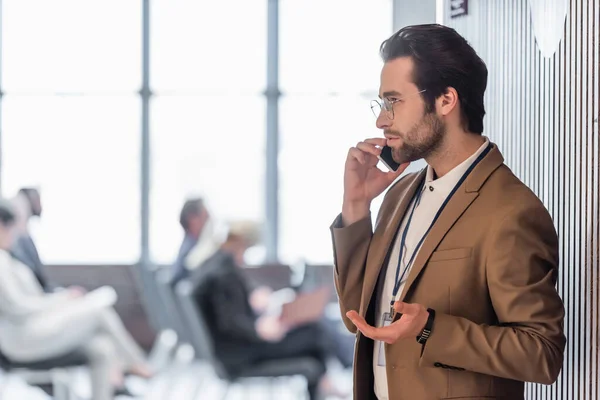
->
xmin=426 ymin=133 xmax=486 ymax=178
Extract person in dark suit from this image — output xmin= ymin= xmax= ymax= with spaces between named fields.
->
xmin=171 ymin=198 xmax=211 ymax=286
xmin=194 ymin=224 xmax=347 ymax=400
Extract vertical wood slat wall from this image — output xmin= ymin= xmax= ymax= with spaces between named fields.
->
xmin=444 ymin=1 xmax=599 ymax=399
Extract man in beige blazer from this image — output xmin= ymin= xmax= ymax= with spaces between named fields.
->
xmin=331 ymin=24 xmax=565 ymax=400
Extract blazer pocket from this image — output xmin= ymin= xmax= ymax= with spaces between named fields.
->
xmin=429 ymin=247 xmax=472 ymax=262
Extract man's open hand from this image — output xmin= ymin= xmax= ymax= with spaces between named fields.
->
xmin=346 ymin=301 xmax=429 ymax=344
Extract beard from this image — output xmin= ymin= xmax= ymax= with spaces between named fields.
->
xmin=388 ymin=111 xmax=446 ymax=165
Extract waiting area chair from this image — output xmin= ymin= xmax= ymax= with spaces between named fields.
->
xmin=175 ymin=277 xmax=323 ymax=400
xmin=154 ymin=267 xmax=195 ymax=345
xmin=0 ymin=350 xmax=87 ymax=400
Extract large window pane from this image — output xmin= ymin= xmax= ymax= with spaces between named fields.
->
xmin=2 ymin=0 xmax=141 ymax=92
xmin=151 ymin=0 xmax=266 ymax=93
xmin=1 ymin=95 xmax=141 ymax=264
xmin=279 ymin=96 xmax=377 ymax=264
xmin=279 ymin=95 xmax=425 ymax=264
xmin=280 ymin=0 xmax=393 ymax=94
xmin=150 ymin=96 xmax=265 ymax=264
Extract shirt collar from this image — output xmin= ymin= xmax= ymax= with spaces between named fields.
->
xmin=425 ymin=137 xmax=490 ymax=193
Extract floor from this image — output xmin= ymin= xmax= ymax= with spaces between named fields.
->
xmin=0 ymin=360 xmax=353 ymax=400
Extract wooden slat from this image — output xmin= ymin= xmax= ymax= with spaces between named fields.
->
xmin=444 ymin=0 xmax=599 ymax=398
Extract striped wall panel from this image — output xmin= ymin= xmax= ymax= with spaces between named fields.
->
xmin=444 ymin=1 xmax=599 ymax=399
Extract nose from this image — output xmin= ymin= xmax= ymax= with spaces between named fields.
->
xmin=376 ymin=112 xmax=392 ymax=130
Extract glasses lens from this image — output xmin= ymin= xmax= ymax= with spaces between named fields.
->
xmin=370 ymin=100 xmax=381 ymax=118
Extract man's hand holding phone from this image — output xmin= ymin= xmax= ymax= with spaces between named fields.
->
xmin=342 ymin=138 xmax=409 ymax=226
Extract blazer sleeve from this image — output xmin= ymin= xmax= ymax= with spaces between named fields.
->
xmin=330 ymin=213 xmax=374 ymax=333
xmin=419 ymin=203 xmax=566 ymax=384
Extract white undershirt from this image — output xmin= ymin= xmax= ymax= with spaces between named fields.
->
xmin=372 ymin=138 xmax=490 ymax=400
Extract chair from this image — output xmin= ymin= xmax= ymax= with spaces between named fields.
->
xmin=0 ymin=350 xmax=87 ymax=400
xmin=175 ymin=278 xmax=323 ymax=400
xmin=155 ymin=267 xmax=194 ymax=344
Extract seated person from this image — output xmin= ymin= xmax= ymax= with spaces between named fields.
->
xmin=171 ymin=197 xmax=214 ymax=286
xmin=10 ymin=188 xmax=55 ymax=292
xmin=0 ymin=200 xmax=153 ymax=400
xmin=193 ymin=222 xmax=348 ymax=400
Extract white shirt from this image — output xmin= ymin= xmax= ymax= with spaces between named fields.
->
xmin=373 ymin=138 xmax=490 ymax=400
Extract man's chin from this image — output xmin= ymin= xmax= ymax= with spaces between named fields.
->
xmin=392 ymin=150 xmax=419 ymax=165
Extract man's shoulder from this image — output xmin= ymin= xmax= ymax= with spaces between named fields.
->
xmin=476 ymin=165 xmax=556 ymax=240
xmin=484 ymin=164 xmax=549 ymax=212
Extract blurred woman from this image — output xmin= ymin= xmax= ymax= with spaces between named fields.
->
xmin=0 ymin=199 xmax=152 ymax=400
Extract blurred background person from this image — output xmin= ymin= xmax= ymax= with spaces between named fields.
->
xmin=193 ymin=220 xmax=349 ymax=400
xmin=9 ymin=188 xmax=53 ymax=292
xmin=0 ymin=199 xmax=153 ymax=400
xmin=171 ymin=197 xmax=213 ymax=286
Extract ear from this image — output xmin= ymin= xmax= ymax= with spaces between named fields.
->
xmin=437 ymin=87 xmax=459 ymax=117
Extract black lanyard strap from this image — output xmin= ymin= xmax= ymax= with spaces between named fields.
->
xmin=390 ymin=142 xmax=493 ymax=309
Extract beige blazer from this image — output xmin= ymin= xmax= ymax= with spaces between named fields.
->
xmin=331 ymin=144 xmax=565 ymax=400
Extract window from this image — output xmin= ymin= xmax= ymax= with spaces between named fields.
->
xmin=279 ymin=94 xmax=426 ymax=264
xmin=1 ymin=1 xmax=141 ymax=264
xmin=151 ymin=0 xmax=266 ymax=94
xmin=150 ymin=0 xmax=267 ymax=264
xmin=1 ymin=95 xmax=141 ymax=264
xmin=2 ymin=0 xmax=141 ymax=92
xmin=279 ymin=0 xmax=395 ymax=264
xmin=280 ymin=0 xmax=393 ymax=95
xmin=0 ymin=0 xmax=398 ymax=266
xmin=150 ymin=96 xmax=265 ymax=264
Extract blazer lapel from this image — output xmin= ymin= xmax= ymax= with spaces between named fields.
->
xmin=359 ymin=170 xmax=426 ymax=316
xmin=398 ymin=144 xmax=506 ymax=304
xmin=398 ymin=189 xmax=479 ymax=303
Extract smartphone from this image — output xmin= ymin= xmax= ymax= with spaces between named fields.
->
xmin=377 ymin=145 xmax=401 ymax=172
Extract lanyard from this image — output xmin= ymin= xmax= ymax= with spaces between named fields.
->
xmin=389 ymin=142 xmax=493 ymax=315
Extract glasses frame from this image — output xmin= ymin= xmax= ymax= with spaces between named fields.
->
xmin=370 ymin=89 xmax=427 ymax=119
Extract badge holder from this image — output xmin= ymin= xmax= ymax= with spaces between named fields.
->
xmin=377 ymin=312 xmax=393 ymax=367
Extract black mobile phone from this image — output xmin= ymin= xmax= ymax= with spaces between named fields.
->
xmin=378 ymin=145 xmax=401 ymax=171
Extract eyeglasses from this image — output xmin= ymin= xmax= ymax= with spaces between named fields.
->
xmin=370 ymin=89 xmax=427 ymax=119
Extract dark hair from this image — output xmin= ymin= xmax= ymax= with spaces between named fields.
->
xmin=380 ymin=24 xmax=487 ymax=134
xmin=18 ymin=187 xmax=39 ymax=203
xmin=0 ymin=200 xmax=16 ymax=227
xmin=179 ymin=198 xmax=205 ymax=230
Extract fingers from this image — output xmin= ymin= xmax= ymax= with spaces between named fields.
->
xmin=346 ymin=310 xmax=380 ymax=338
xmin=346 ymin=310 xmax=369 ymax=330
xmin=356 ymin=141 xmax=382 ymax=158
xmin=347 ymin=138 xmax=386 ymax=165
xmin=347 ymin=146 xmax=378 ymax=166
xmin=347 ymin=305 xmax=427 ymax=345
xmin=346 ymin=311 xmax=398 ymax=344
xmin=393 ymin=301 xmax=422 ymax=316
xmin=363 ymin=138 xmax=387 ymax=146
xmin=348 ymin=147 xmax=367 ymax=164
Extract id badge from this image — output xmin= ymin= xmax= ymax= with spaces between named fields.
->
xmin=377 ymin=312 xmax=393 ymax=367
